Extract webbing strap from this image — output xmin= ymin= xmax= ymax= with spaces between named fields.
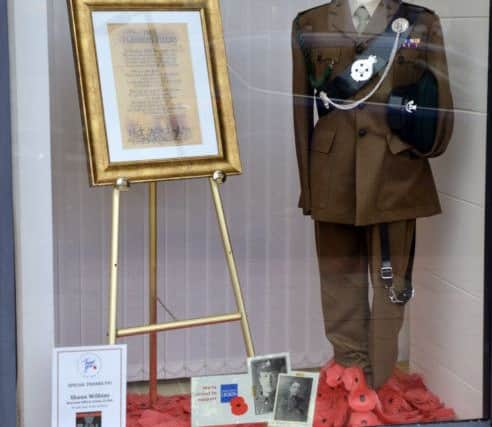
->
xmin=379 ymin=223 xmax=416 ymax=305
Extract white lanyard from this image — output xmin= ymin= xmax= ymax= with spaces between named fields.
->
xmin=317 ymin=18 xmax=410 ymax=111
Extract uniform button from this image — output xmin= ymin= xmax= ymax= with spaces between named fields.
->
xmin=358 ymin=129 xmax=367 ymax=137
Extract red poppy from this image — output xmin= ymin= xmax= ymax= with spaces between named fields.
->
xmin=314 ymin=387 xmax=349 ymax=427
xmin=323 ymin=361 xmax=346 ymax=388
xmin=378 ymin=385 xmax=415 ymax=415
xmin=391 ymin=369 xmax=427 ymax=392
xmin=348 ymin=385 xmax=378 ymax=412
xmin=230 ymin=396 xmax=249 ymax=416
xmin=342 ymin=367 xmax=367 ymax=392
xmin=348 ymin=411 xmax=381 ymax=427
xmin=404 ymin=388 xmax=442 ymax=412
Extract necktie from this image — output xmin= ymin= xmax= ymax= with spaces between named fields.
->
xmin=355 ymin=5 xmax=370 ymax=33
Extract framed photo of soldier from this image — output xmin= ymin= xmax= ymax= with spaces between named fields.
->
xmin=67 ymin=0 xmax=241 ymax=186
xmin=272 ymin=372 xmax=319 ymax=426
xmin=247 ymin=353 xmax=291 ymax=417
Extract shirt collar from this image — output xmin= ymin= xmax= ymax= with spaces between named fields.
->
xmin=348 ymin=0 xmax=382 ymax=17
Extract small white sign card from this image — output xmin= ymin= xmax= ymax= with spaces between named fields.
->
xmin=192 ymin=373 xmax=263 ymax=426
xmin=52 ymin=345 xmax=127 ymax=427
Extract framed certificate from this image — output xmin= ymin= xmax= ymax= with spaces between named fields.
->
xmin=67 ymin=0 xmax=241 ymax=185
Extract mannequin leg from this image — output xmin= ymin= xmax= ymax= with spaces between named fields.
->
xmin=367 ymin=220 xmax=416 ymax=389
xmin=315 ymin=221 xmax=372 ymax=378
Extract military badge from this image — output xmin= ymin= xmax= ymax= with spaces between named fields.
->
xmin=392 ymin=17 xmax=410 ymax=33
xmin=405 ymin=100 xmax=418 ymax=113
xmin=351 ymin=55 xmax=378 ymax=82
xmin=402 ymin=37 xmax=421 ymax=48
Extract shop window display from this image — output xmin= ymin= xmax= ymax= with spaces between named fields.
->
xmin=18 ymin=0 xmax=489 ymax=425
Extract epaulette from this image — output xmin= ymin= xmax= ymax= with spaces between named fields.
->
xmin=401 ymin=2 xmax=436 ymax=16
xmin=296 ymin=0 xmax=334 ymax=21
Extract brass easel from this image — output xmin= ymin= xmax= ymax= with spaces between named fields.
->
xmin=107 ymin=171 xmax=255 ymax=404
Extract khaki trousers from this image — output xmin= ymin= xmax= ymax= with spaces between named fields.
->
xmin=314 ymin=220 xmax=416 ymax=389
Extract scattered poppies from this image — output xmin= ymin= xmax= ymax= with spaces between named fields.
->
xmin=126 ymin=361 xmax=455 ymax=427
xmin=313 ymin=360 xmax=456 ymax=427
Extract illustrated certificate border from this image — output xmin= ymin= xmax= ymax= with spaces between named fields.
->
xmin=92 ymin=11 xmax=220 ymax=163
xmin=52 ymin=345 xmax=127 ymax=427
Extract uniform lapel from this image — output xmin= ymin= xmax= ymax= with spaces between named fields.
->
xmin=328 ymin=0 xmax=357 ymax=37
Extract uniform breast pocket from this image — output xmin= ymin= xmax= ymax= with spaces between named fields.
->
xmin=393 ymin=47 xmax=425 ymax=84
xmin=312 ymin=47 xmax=342 ymax=86
xmin=398 ymin=46 xmax=424 ymax=63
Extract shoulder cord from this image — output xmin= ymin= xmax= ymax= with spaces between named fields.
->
xmin=318 ymin=29 xmax=402 ymax=111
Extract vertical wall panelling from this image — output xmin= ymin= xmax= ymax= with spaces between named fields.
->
xmin=408 ymin=0 xmax=489 ymax=419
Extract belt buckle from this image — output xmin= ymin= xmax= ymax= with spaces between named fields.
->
xmin=389 ymin=287 xmax=416 ymax=305
xmin=380 ymin=264 xmax=393 ymax=281
xmin=389 ymin=287 xmax=400 ymax=304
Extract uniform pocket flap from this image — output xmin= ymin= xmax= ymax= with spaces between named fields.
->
xmin=311 ymin=128 xmax=336 ymax=154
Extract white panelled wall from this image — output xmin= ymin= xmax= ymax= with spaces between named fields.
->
xmin=51 ymin=0 xmax=485 ymax=419
xmin=407 ymin=0 xmax=488 ymax=419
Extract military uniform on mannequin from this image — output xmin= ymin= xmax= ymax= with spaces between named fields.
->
xmin=291 ymin=0 xmax=453 ymax=388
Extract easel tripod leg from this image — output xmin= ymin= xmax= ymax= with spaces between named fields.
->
xmin=149 ymin=182 xmax=158 ymax=404
xmin=108 ymin=186 xmax=122 ymax=345
xmin=209 ymin=176 xmax=255 ymax=357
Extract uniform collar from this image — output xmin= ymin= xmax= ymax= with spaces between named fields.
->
xmin=348 ymin=0 xmax=383 ymax=17
xmin=329 ymin=0 xmax=401 ymax=42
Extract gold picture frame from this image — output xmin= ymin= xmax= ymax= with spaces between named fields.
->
xmin=67 ymin=0 xmax=241 ymax=186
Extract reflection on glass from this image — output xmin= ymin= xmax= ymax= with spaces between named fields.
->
xmin=48 ymin=0 xmax=488 ymax=425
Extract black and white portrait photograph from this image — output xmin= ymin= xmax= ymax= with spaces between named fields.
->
xmin=273 ymin=373 xmax=319 ymax=426
xmin=247 ymin=353 xmax=291 ymax=416
xmin=76 ymin=411 xmax=102 ymax=427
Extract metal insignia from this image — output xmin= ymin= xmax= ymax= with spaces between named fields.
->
xmin=392 ymin=18 xmax=409 ymax=34
xmin=351 ymin=55 xmax=378 ymax=82
xmin=405 ymin=100 xmax=418 ymax=113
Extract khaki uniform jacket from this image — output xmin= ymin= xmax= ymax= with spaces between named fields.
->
xmin=292 ymin=0 xmax=454 ymax=226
